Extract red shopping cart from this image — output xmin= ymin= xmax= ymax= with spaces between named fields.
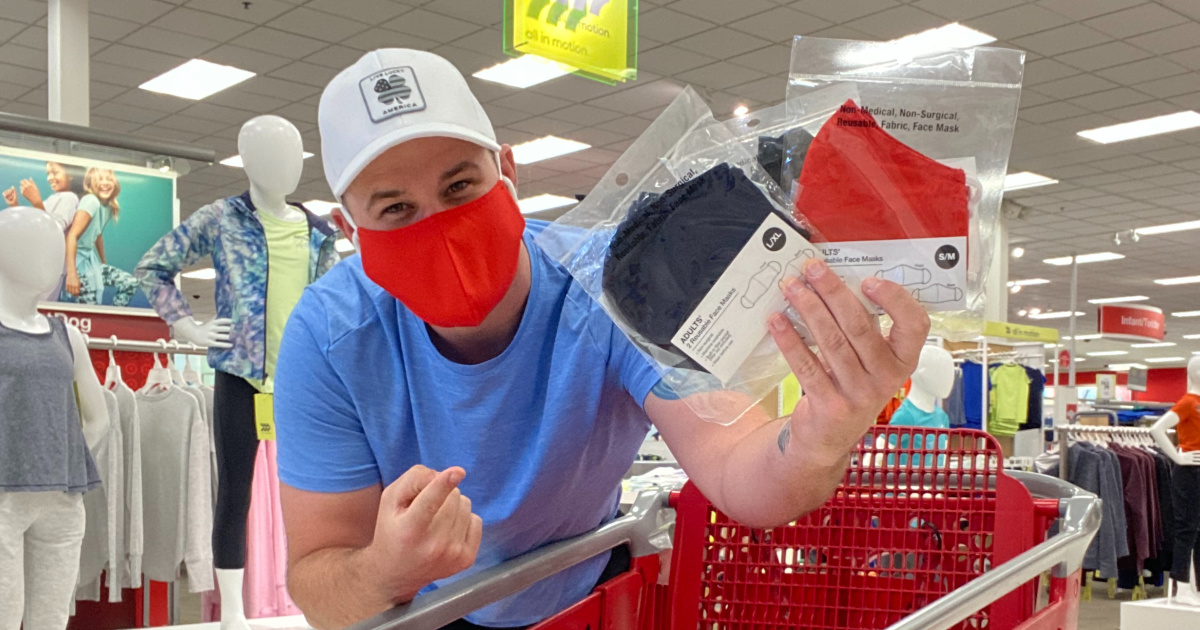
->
xmin=350 ymin=427 xmax=1100 ymax=630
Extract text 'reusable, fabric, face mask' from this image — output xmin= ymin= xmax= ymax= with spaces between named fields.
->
xmin=602 ymin=163 xmax=804 ymax=355
xmin=356 ymin=180 xmax=526 ymax=328
xmin=794 ymin=100 xmax=970 ymax=243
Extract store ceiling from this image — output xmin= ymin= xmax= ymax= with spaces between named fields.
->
xmin=2 ymin=0 xmax=1200 ymax=369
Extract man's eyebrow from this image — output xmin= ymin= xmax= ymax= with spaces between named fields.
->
xmin=368 ymin=189 xmax=406 ymax=204
xmin=440 ymin=161 xmax=480 ymax=181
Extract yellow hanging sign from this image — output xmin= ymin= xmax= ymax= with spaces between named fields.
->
xmin=505 ymin=0 xmax=637 ymax=84
xmin=983 ymin=321 xmax=1059 ymax=343
xmin=254 ymin=393 xmax=276 ymax=441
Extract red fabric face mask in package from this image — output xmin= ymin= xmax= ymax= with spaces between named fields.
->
xmin=786 ymin=37 xmax=1023 ymax=331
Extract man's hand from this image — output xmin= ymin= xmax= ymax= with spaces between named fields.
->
xmin=2 ymin=187 xmax=16 ymax=206
xmin=19 ymin=178 xmax=42 ymax=207
xmin=769 ymin=259 xmax=930 ymax=464
xmin=366 ymin=466 xmax=483 ymax=605
xmin=65 ymin=269 xmax=82 ymax=296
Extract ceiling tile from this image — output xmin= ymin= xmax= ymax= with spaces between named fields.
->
xmin=1023 ymin=59 xmax=1080 ymax=85
xmin=527 ymin=75 xmax=625 ymax=104
xmin=639 ymin=8 xmax=715 ymax=44
xmin=4 ymin=0 xmax=44 ymax=24
xmin=789 ymin=0 xmax=901 ymax=24
xmin=90 ymin=14 xmax=141 ymax=41
xmin=203 ymin=89 xmax=292 ymax=113
xmin=1018 ymin=101 xmax=1091 ymax=124
xmin=1157 ymin=0 xmax=1200 ymax=21
xmin=727 ymin=45 xmax=792 ymax=75
xmin=965 ymin=5 xmax=1073 ymax=40
xmin=844 ymin=5 xmax=947 ymax=40
xmin=674 ymin=27 xmax=772 ymax=58
xmin=422 ymin=0 xmax=503 ymax=27
xmin=184 ymin=0 xmax=293 ymax=24
xmin=677 ymin=62 xmax=768 ymax=91
xmin=445 ymin=28 xmax=502 ymax=56
xmin=544 ymin=104 xmax=625 ymax=126
xmin=638 ymin=45 xmax=717 ymax=75
xmin=506 ymin=117 xmax=582 ymax=138
xmin=729 ymin=6 xmax=833 ymax=43
xmin=491 ymin=91 xmax=574 ymax=116
xmin=1084 ymin=3 xmax=1188 ymax=38
xmin=93 ymin=44 xmax=187 ymax=74
xmin=588 ymin=79 xmax=686 ymax=115
xmin=91 ymin=0 xmax=175 ymax=24
xmin=1011 ymin=24 xmax=1111 ymax=56
xmin=267 ymin=61 xmax=340 ymax=88
xmin=913 ymin=0 xmax=1027 ymax=21
xmin=306 ymin=0 xmax=410 ymax=24
xmin=1065 ymin=87 xmax=1155 ymax=112
xmin=304 ymin=45 xmax=364 ymax=70
xmin=1167 ymin=47 xmax=1200 ymax=71
xmin=91 ymin=100 xmax=168 ymax=125
xmin=1034 ymin=74 xmax=1119 ymax=100
xmin=384 ymin=8 xmax=482 ymax=41
xmin=153 ymin=114 xmax=231 ymax=135
xmin=669 ymin=0 xmax=777 ymax=25
xmin=151 ymin=7 xmax=256 ymax=40
xmin=123 ymin=26 xmax=220 ymax=57
xmin=110 ymin=88 xmax=194 ymax=114
xmin=269 ymin=6 xmax=364 ymax=43
xmin=1055 ymin=41 xmax=1152 ymax=71
xmin=0 ymin=44 xmax=43 ymax=71
xmin=1036 ymin=0 xmax=1147 ymax=21
xmin=180 ymin=101 xmax=259 ymax=124
xmin=202 ymin=44 xmax=293 ymax=74
xmin=343 ymin=27 xmax=439 ymax=52
xmin=231 ymin=27 xmax=328 ymax=57
xmin=90 ymin=61 xmax=157 ymax=87
xmin=1096 ymin=57 xmax=1190 ymax=84
xmin=1136 ymin=72 xmax=1200 ymax=98
xmin=237 ymin=75 xmax=320 ymax=101
xmin=597 ymin=114 xmax=654 ymax=136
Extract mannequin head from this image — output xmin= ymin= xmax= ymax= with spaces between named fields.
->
xmin=238 ymin=115 xmax=303 ymax=198
xmin=1188 ymin=356 xmax=1200 ymax=394
xmin=911 ymin=345 xmax=955 ymax=400
xmin=0 ymin=207 xmax=65 ymax=300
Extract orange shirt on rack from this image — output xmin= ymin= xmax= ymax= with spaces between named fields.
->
xmin=1172 ymin=393 xmax=1200 ymax=452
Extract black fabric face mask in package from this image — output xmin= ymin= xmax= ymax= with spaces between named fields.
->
xmin=537 ymin=87 xmax=823 ymax=426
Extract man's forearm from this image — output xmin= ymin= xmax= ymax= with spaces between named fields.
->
xmin=289 ymin=546 xmax=406 ymax=630
xmin=718 ymin=417 xmax=850 ymax=529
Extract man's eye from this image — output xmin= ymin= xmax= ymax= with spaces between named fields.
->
xmin=448 ymin=180 xmax=471 ymax=194
xmin=382 ymin=203 xmax=413 ymax=216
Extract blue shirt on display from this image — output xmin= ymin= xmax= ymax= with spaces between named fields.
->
xmin=274 ymin=222 xmax=661 ymax=627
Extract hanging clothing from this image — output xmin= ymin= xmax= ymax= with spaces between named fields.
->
xmin=77 ymin=390 xmax=126 ymax=603
xmin=988 ymin=363 xmax=1030 ymax=437
xmin=0 ymin=317 xmax=100 ymax=494
xmin=112 ymin=381 xmax=143 ymax=588
xmin=889 ymin=398 xmax=949 ymax=428
xmin=248 ymin=210 xmax=311 ymax=393
xmin=960 ymin=360 xmax=984 ymax=430
xmin=1020 ymin=366 xmax=1045 ymax=432
xmin=136 ymin=387 xmax=214 ymax=592
xmin=944 ymin=368 xmax=966 ymax=427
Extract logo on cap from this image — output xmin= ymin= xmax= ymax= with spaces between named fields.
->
xmin=359 ymin=66 xmax=426 ymax=123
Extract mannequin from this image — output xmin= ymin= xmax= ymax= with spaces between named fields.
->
xmin=134 ymin=116 xmax=339 ymax=629
xmin=892 ymin=345 xmax=954 ymax=426
xmin=1151 ymin=356 xmax=1200 ymax=606
xmin=0 ymin=207 xmax=109 ymax=630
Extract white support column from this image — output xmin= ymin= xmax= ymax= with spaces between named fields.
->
xmin=48 ymin=0 xmax=90 ymax=126
xmin=984 ymin=217 xmax=1010 ymax=324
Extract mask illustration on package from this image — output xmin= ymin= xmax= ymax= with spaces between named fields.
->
xmin=913 ymin=284 xmax=964 ymax=304
xmin=741 ymin=261 xmax=781 ymax=309
xmin=876 ymin=264 xmax=932 ymax=286
xmin=794 ymin=100 xmax=970 ymax=243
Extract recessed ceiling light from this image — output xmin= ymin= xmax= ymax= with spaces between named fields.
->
xmin=1064 ymin=334 xmax=1103 ymax=341
xmin=1010 ymin=285 xmax=1021 ymax=294
xmin=473 ymin=55 xmax=573 ymax=88
xmin=1155 ymin=275 xmax=1200 ymax=286
xmin=1078 ymin=110 xmax=1200 ymax=144
xmin=181 ymin=267 xmax=216 ymax=280
xmin=220 ymin=152 xmax=313 ymax=168
xmin=1131 ymin=342 xmax=1176 ymax=348
xmin=1003 ymin=172 xmax=1058 ymax=192
xmin=303 ymin=200 xmax=340 ymax=216
xmin=1043 ymin=252 xmax=1124 ymax=266
xmin=1028 ymin=311 xmax=1085 ymax=320
xmin=511 ymin=136 xmax=590 ymax=164
xmin=1086 ymin=351 xmax=1128 ymax=356
xmin=1075 ymin=357 xmax=1087 ymax=362
xmin=1145 ymin=356 xmax=1186 ymax=363
xmin=1018 ymin=309 xmax=1028 ymax=317
xmin=1088 ymin=296 xmax=1149 ymax=304
xmin=734 ymin=105 xmax=750 ymax=117
xmin=1011 ymin=246 xmax=1025 ymax=258
xmin=1184 ymin=334 xmax=1200 ymax=340
xmin=335 ymin=238 xmax=354 ymax=253
xmin=1173 ymin=310 xmax=1200 ymax=317
xmin=518 ymin=194 xmax=577 ymax=214
xmin=1010 ymin=278 xmax=1050 ymax=286
xmin=894 ymin=23 xmax=996 ymax=56
xmin=1135 ymin=219 xmax=1200 ymax=236
xmin=140 ymin=59 xmax=255 ymax=100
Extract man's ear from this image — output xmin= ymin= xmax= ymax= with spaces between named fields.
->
xmin=330 ymin=206 xmax=354 ymax=241
xmin=498 ymin=144 xmax=517 ymax=187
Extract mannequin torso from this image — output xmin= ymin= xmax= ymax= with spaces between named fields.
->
xmin=1151 ymin=356 xmax=1200 ymax=465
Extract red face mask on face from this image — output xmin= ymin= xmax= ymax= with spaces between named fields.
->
xmin=795 ymin=99 xmax=970 ymax=243
xmin=356 ymin=181 xmax=526 ymax=328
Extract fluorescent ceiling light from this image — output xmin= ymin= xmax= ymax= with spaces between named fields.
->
xmin=1086 ymin=351 xmax=1128 ymax=357
xmin=1075 ymin=357 xmax=1087 ymax=362
xmin=1088 ymin=296 xmax=1149 ymax=304
xmin=893 ymin=23 xmax=996 ymax=57
xmin=1003 ymin=172 xmax=1058 ymax=191
xmin=335 ymin=239 xmax=354 ymax=253
xmin=1173 ymin=311 xmax=1200 ymax=317
xmin=1155 ymin=275 xmax=1200 ymax=286
xmin=304 ymin=200 xmax=340 ymax=216
xmin=1135 ymin=219 xmax=1200 ymax=236
xmin=1008 ymin=278 xmax=1050 ymax=287
xmin=511 ymin=136 xmax=590 ymax=164
xmin=473 ymin=55 xmax=573 ymax=88
xmin=1184 ymin=334 xmax=1200 ymax=340
xmin=1131 ymin=342 xmax=1176 ymax=348
xmin=181 ymin=267 xmax=216 ymax=280
xmin=220 ymin=152 xmax=312 ymax=168
xmin=1011 ymin=246 xmax=1025 ymax=258
xmin=1108 ymin=363 xmax=1147 ymax=371
xmin=1043 ymin=252 xmax=1124 ymax=266
xmin=1145 ymin=356 xmax=1186 ymax=363
xmin=1064 ymin=334 xmax=1103 ymax=341
xmin=518 ymin=194 xmax=577 ymax=214
xmin=140 ymin=59 xmax=255 ymax=100
xmin=1044 ymin=343 xmax=1061 ymax=349
xmin=1028 ymin=311 xmax=1086 ymax=320
xmin=1078 ymin=111 xmax=1200 ymax=144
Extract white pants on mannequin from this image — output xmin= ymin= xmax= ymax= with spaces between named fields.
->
xmin=217 ymin=568 xmax=251 ymax=630
xmin=0 ymin=492 xmax=86 ymax=630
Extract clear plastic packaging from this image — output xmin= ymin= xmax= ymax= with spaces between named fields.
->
xmin=785 ymin=37 xmax=1024 ymax=338
xmin=537 ymin=87 xmax=822 ymax=425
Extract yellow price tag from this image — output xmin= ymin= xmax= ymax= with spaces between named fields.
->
xmin=254 ymin=393 xmax=276 ymax=441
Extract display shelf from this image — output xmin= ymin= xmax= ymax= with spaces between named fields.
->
xmin=1121 ymin=599 xmax=1200 ymax=629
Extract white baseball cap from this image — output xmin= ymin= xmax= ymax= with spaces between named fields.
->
xmin=319 ymin=49 xmax=500 ymax=198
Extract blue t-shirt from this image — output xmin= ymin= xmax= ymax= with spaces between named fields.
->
xmin=888 ymin=398 xmax=949 ymax=467
xmin=274 ymin=222 xmax=661 ymax=627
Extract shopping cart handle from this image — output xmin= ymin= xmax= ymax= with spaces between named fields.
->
xmin=346 ymin=488 xmax=673 ymax=630
xmin=881 ymin=470 xmax=1102 ymax=630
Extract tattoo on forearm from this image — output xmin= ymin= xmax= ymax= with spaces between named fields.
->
xmin=777 ymin=420 xmax=792 ymax=455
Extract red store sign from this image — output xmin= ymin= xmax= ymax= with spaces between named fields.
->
xmin=1097 ymin=304 xmax=1164 ymax=341
xmin=38 ymin=303 xmax=168 ymax=342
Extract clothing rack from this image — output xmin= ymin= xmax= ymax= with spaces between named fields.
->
xmin=84 ymin=335 xmax=208 ymax=356
xmin=1053 ymin=423 xmax=1167 ymax=481
xmin=1091 ymin=401 xmax=1174 ymax=411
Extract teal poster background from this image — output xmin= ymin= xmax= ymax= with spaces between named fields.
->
xmin=0 ymin=148 xmax=175 ymax=309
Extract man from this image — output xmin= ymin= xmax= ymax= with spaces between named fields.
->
xmin=276 ymin=49 xmax=930 ymax=630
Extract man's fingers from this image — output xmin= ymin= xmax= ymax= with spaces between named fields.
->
xmin=409 ymin=467 xmax=465 ymax=526
xmin=429 ymin=488 xmax=463 ymax=533
xmin=780 ymin=274 xmax=866 ymax=385
xmin=466 ymin=514 xmax=483 ymax=551
xmin=384 ymin=465 xmax=438 ymax=510
xmin=768 ymin=313 xmax=836 ymax=401
xmin=799 ymin=260 xmax=892 ymax=374
xmin=448 ymin=494 xmax=473 ymax=543
xmin=862 ymin=277 xmax=931 ymax=368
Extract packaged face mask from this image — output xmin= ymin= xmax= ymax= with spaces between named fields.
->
xmin=538 ymin=88 xmax=820 ymax=425
xmin=786 ymin=37 xmax=1024 ymax=337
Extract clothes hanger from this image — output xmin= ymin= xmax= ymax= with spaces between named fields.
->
xmin=104 ymin=334 xmax=122 ymax=389
xmin=167 ymin=340 xmax=185 ymax=387
xmin=183 ymin=352 xmax=201 ymax=387
xmin=141 ymin=340 xmax=174 ymax=394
